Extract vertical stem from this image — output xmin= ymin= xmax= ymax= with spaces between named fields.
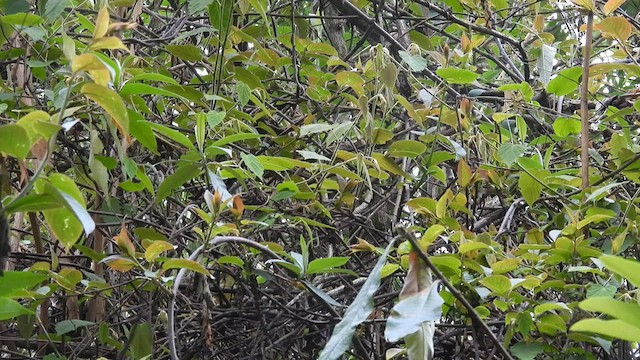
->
xmin=580 ymin=11 xmax=594 ymax=190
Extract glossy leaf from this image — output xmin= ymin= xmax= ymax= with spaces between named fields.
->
xmin=0 ymin=124 xmax=30 ymax=160
xmin=81 ymin=83 xmax=130 ymax=136
xmin=162 ymin=259 xmax=209 ymax=276
xmin=0 ymin=298 xmax=34 ymax=320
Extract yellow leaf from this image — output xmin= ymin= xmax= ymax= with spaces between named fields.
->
xmin=162 ymin=259 xmax=209 ymax=276
xmin=94 ymin=6 xmax=110 ymax=39
xmin=88 ymin=69 xmax=111 ymax=86
xmin=603 ymin=0 xmax=626 ymax=14
xmin=594 ymin=16 xmax=633 ymax=41
xmin=457 ymin=159 xmax=473 ymax=187
xmin=534 ymin=15 xmax=544 ymax=32
xmin=62 ymin=36 xmax=75 ymax=60
xmin=571 ymin=0 xmax=595 ymax=10
xmin=105 ymin=257 xmax=136 ymax=272
xmin=89 ymin=36 xmax=128 ymax=51
xmin=114 ymin=225 xmax=136 ymax=257
xmin=71 ymin=53 xmax=107 ymax=74
xmin=107 ymin=22 xmax=137 ymax=33
xmin=461 ymin=33 xmax=472 ymax=53
xmin=144 ymin=241 xmax=174 ymax=262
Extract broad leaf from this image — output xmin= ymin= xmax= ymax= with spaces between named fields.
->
xmin=599 ymin=254 xmax=640 ymax=288
xmin=318 ymin=240 xmax=395 ymax=360
xmin=0 ymin=298 xmax=34 ymax=320
xmin=162 ymin=259 xmax=209 ymax=276
xmin=81 ymin=83 xmax=130 ymax=136
xmin=436 ymin=68 xmax=479 ymax=84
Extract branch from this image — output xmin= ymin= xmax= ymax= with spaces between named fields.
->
xmin=413 ymin=0 xmax=531 ymax=82
xmin=397 ymin=227 xmax=516 ymax=360
xmin=581 ymin=11 xmax=594 ymax=191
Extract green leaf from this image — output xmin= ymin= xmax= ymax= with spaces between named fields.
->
xmin=371 ymin=153 xmax=410 ymax=178
xmin=189 ymin=0 xmax=214 ymax=14
xmin=300 ymin=123 xmax=334 ymax=136
xmin=479 ymin=275 xmax=511 ymax=295
xmin=43 ymin=0 xmax=70 ymax=21
xmin=148 ymin=123 xmax=196 ymax=150
xmin=129 ymin=116 xmax=158 ymax=154
xmin=579 ymin=298 xmax=640 ymax=327
xmin=547 ymin=67 xmax=581 ymax=96
xmin=0 ymin=298 xmax=34 ymax=320
xmin=586 ymin=182 xmax=624 ymax=202
xmin=534 ymin=302 xmax=570 ymax=317
xmin=498 ymin=143 xmax=526 ymax=167
xmin=217 ymin=255 xmax=245 ymax=267
xmin=436 ymin=67 xmax=479 ymax=84
xmin=491 ymin=259 xmax=520 ymax=274
xmin=306 ymin=257 xmax=350 ymax=275
xmin=81 ymin=83 xmax=130 ymax=136
xmin=459 ymin=241 xmax=491 ymax=253
xmin=256 ymin=156 xmax=311 ymax=171
xmin=43 ymin=206 xmax=83 ymax=250
xmin=211 ymin=132 xmax=261 ymax=147
xmin=237 ymin=81 xmax=251 ymax=106
xmin=336 ymin=71 xmax=365 ymax=96
xmin=16 ymin=111 xmax=60 ymax=144
xmin=58 ymin=190 xmax=95 ymax=236
xmin=1 ymin=13 xmax=43 ymax=26
xmin=0 ymin=272 xmax=49 ymax=296
xmin=519 ymin=172 xmax=543 ymax=206
xmin=195 ymin=112 xmax=206 ymax=152
xmin=303 ymin=280 xmax=341 ymax=306
xmin=604 ymin=0 xmax=626 ymax=15
xmin=144 ymin=241 xmax=174 ymax=262
xmin=130 ymin=322 xmax=153 ymax=360
xmin=398 ymin=51 xmax=428 ymax=72
xmin=3 ymin=193 xmax=62 ymax=213
xmin=241 ymin=152 xmax=264 ymax=179
xmin=510 ymin=343 xmax=544 ymax=360
xmin=576 ymin=214 xmax=612 ymax=229
xmin=536 ymin=313 xmax=566 ymax=335
xmin=156 ymin=164 xmax=202 ymax=202
xmin=553 ymin=117 xmax=581 ymax=137
xmin=318 ymin=240 xmax=396 ymax=360
xmin=55 ymin=319 xmax=94 ymax=336
xmin=0 ymin=124 xmax=30 ymax=160
xmin=388 ymin=140 xmax=427 ymax=158
xmin=296 ymin=150 xmax=331 ymax=162
xmin=48 ymin=174 xmax=94 ymax=236
xmin=599 ymin=254 xmax=640 ymax=288
xmin=120 ymin=83 xmax=188 ymax=100
xmin=165 ymin=44 xmax=203 ymax=62
xmin=162 ymin=259 xmax=209 ymax=276
xmin=88 ymin=36 xmax=127 ymax=51
xmin=234 ymin=67 xmax=263 ymax=90
xmin=128 ymin=73 xmax=179 ymax=85
xmin=571 ymin=319 xmax=640 ymax=342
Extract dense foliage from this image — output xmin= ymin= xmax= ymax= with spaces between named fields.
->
xmin=1 ymin=0 xmax=640 ymax=359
